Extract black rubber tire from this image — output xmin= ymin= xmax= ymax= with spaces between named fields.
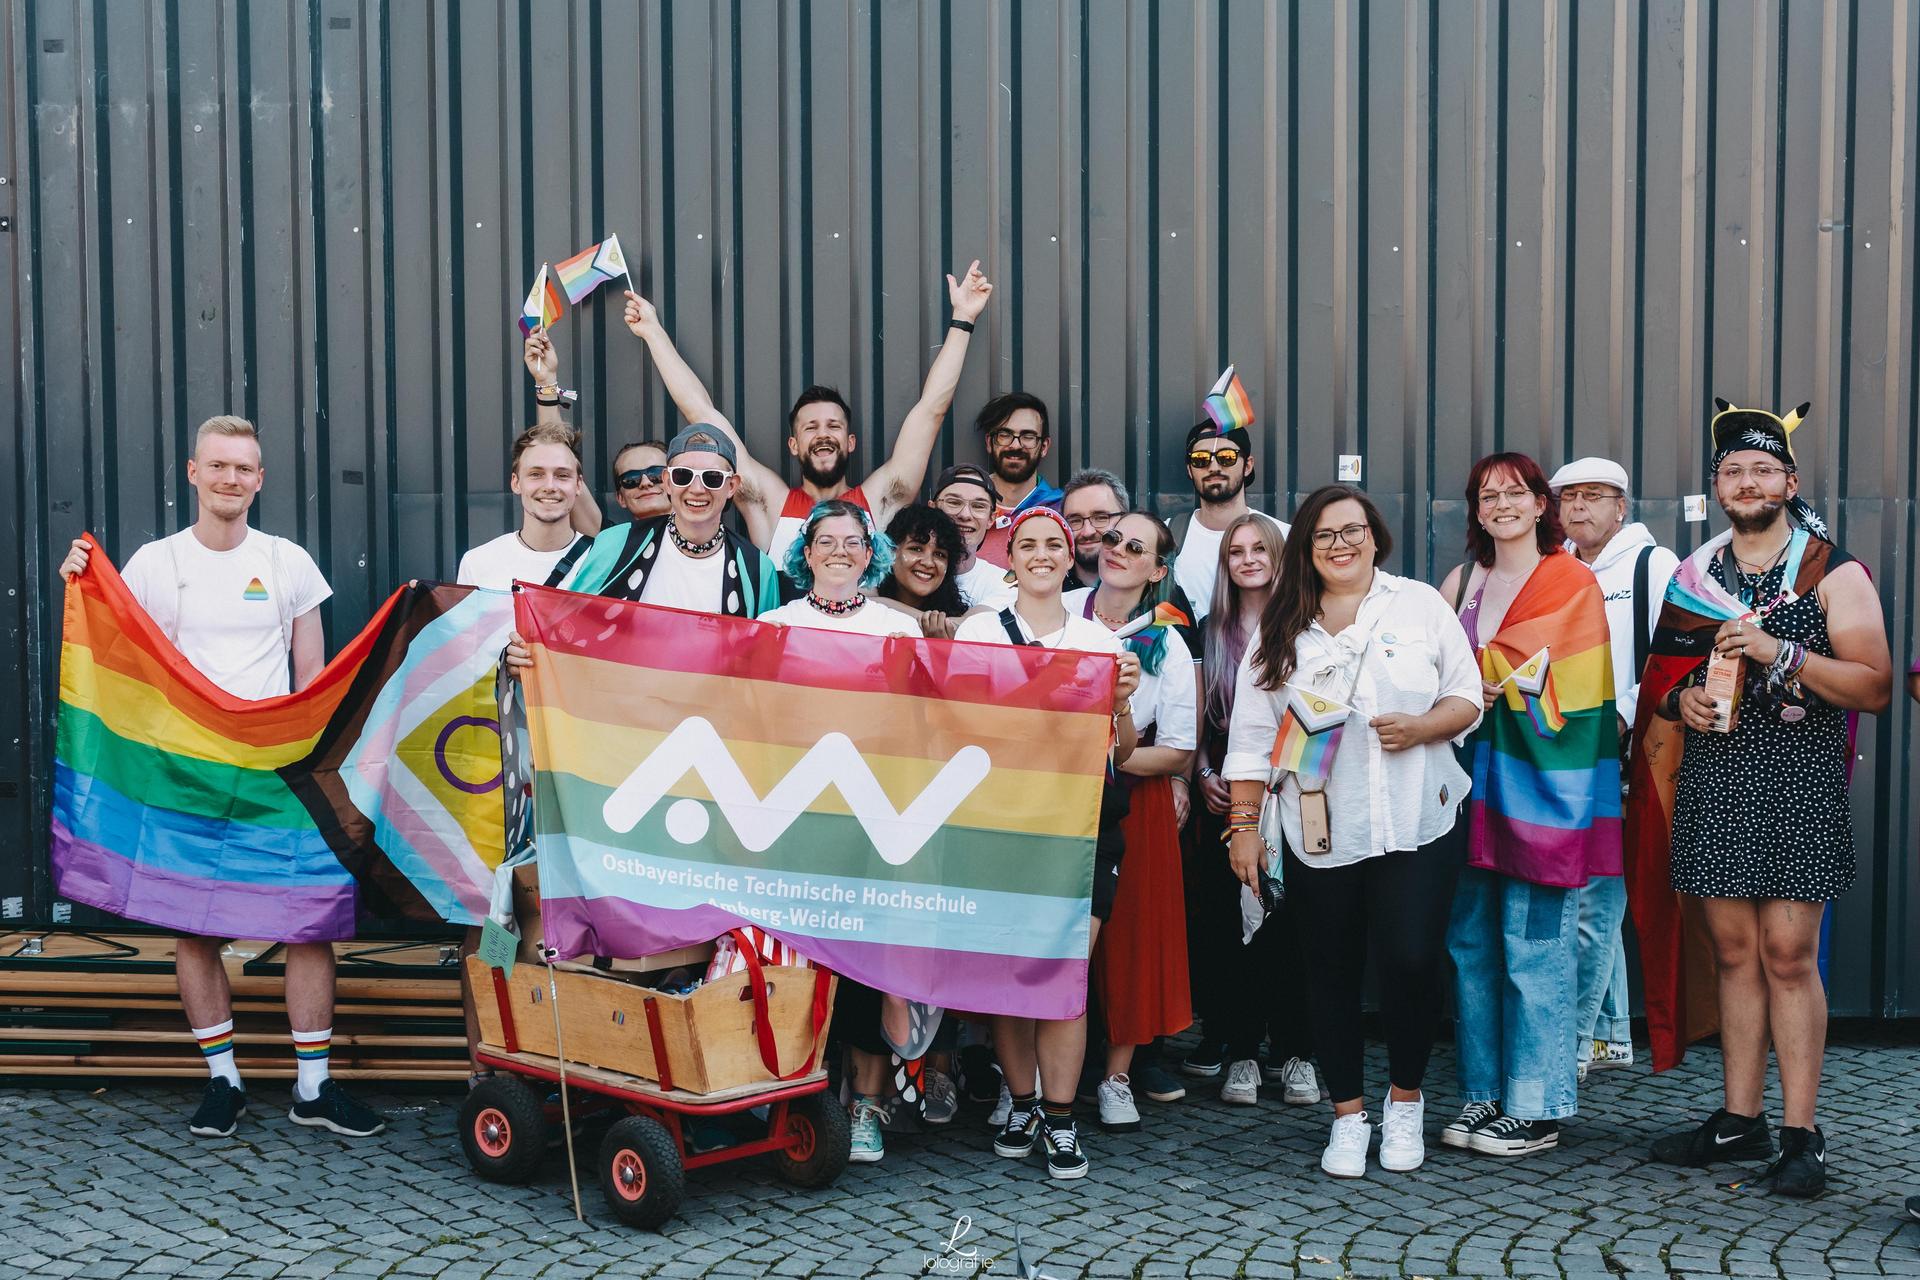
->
xmin=597 ymin=1115 xmax=685 ymax=1229
xmin=768 ymin=1093 xmax=852 ymax=1189
xmin=457 ymin=1075 xmax=548 ymax=1184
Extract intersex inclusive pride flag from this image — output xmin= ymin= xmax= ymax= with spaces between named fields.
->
xmin=514 ymin=584 xmax=1116 ymax=1020
xmin=52 ymin=535 xmax=514 ymax=940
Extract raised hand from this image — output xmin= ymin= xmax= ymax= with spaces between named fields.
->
xmin=523 ymin=327 xmax=559 ymax=386
xmin=947 ymin=259 xmax=993 ymax=323
xmin=622 ymin=290 xmax=661 ymax=340
xmin=60 ymin=537 xmax=90 ymax=580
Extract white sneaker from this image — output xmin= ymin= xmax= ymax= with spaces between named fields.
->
xmin=1280 ymin=1056 xmax=1320 ymax=1106
xmin=1096 ymin=1073 xmax=1141 ymax=1132
xmin=1220 ymin=1059 xmax=1260 ymax=1106
xmin=1378 ymin=1093 xmax=1426 ymax=1172
xmin=1320 ymin=1111 xmax=1371 ymax=1178
xmin=1589 ymin=1039 xmax=1634 ymax=1071
xmin=988 ymin=1081 xmax=1013 ymax=1129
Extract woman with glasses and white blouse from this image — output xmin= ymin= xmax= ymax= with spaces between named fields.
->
xmin=1223 ymin=485 xmax=1482 ymax=1179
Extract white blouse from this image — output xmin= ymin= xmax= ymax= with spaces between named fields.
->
xmin=1061 ymin=589 xmax=1198 ymax=750
xmin=1222 ymin=570 xmax=1483 ymax=868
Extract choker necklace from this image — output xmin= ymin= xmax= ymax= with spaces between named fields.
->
xmin=1092 ymin=601 xmax=1132 ymax=629
xmin=666 ymin=520 xmax=724 ymax=557
xmin=806 ymin=592 xmax=865 ymax=617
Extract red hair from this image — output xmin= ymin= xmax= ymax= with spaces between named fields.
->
xmin=1464 ymin=452 xmax=1565 ymax=567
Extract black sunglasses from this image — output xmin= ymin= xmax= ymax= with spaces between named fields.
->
xmin=667 ymin=466 xmax=733 ymax=489
xmin=617 ymin=466 xmax=666 ymax=490
xmin=1099 ymin=528 xmax=1162 ymax=562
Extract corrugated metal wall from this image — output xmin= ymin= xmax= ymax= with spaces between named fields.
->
xmin=4 ymin=1 xmax=1916 ymax=1014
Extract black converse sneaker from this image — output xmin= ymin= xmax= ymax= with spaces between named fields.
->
xmin=1468 ymin=1114 xmax=1559 ymax=1156
xmin=1766 ymin=1125 xmax=1826 ymax=1199
xmin=188 ymin=1078 xmax=247 ymax=1137
xmin=1439 ymin=1099 xmax=1501 ymax=1149
xmin=288 ymin=1079 xmax=386 ymax=1137
xmin=1649 ymin=1108 xmax=1773 ymax=1166
xmin=1042 ymin=1120 xmax=1089 ymax=1180
xmin=992 ymin=1101 xmax=1042 ymax=1158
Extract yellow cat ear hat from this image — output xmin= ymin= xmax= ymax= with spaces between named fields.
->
xmin=1708 ymin=397 xmax=1829 ymax=541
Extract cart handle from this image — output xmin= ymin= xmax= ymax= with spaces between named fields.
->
xmin=726 ymin=928 xmax=832 ymax=1081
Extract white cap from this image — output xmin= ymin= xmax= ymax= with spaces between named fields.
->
xmin=1548 ymin=456 xmax=1630 ymax=497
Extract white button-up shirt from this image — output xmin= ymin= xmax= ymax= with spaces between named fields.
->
xmin=1222 ymin=570 xmax=1484 ymax=868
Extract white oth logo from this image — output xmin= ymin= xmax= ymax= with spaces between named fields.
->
xmin=601 ymin=716 xmax=992 ymax=866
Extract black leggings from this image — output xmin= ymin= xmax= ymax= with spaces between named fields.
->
xmin=1283 ymin=821 xmax=1466 ymax=1105
xmin=1188 ymin=802 xmax=1311 ymax=1061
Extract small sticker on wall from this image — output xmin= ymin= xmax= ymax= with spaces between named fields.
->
xmin=1337 ymin=455 xmax=1363 ymax=483
xmin=1 ymin=897 xmax=21 ymax=919
xmin=1683 ymin=494 xmax=1709 ymax=522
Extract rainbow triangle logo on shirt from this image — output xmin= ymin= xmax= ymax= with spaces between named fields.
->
xmin=242 ymin=578 xmax=270 ymax=602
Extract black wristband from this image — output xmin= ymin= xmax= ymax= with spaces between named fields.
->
xmin=948 ymin=318 xmax=975 ymax=333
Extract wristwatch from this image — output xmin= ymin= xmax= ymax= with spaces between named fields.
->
xmin=1198 ymin=766 xmax=1216 ymax=779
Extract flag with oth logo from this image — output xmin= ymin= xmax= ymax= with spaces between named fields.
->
xmin=514 ymin=583 xmax=1115 ymax=1020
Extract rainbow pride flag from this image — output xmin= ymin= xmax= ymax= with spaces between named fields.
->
xmin=52 ymin=536 xmax=512 ymax=940
xmin=1269 ymin=685 xmax=1352 ymax=781
xmin=1203 ymin=364 xmax=1255 ymax=434
xmin=553 ymin=233 xmax=630 ymax=305
xmin=1467 ymin=552 xmax=1619 ymax=888
xmin=515 ymin=583 xmax=1115 ymax=1020
xmin=518 ymin=264 xmax=564 ymax=336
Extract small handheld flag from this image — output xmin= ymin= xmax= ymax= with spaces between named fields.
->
xmin=553 ymin=233 xmax=631 ymax=305
xmin=1269 ymin=684 xmax=1352 ymax=781
xmin=1499 ymin=645 xmax=1566 ymax=739
xmin=1203 ymin=364 xmax=1256 ymax=434
xmin=518 ymin=265 xmax=564 ymax=336
xmin=1113 ymin=601 xmax=1192 ymax=640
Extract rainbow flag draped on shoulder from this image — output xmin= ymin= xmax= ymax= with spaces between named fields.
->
xmin=514 ymin=583 xmax=1115 ymax=1020
xmin=1465 ymin=551 xmax=1620 ymax=888
xmin=52 ymin=535 xmax=513 ymax=940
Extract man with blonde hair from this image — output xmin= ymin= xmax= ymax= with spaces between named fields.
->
xmin=60 ymin=415 xmax=382 ymax=1140
xmin=454 ymin=423 xmax=592 ymax=590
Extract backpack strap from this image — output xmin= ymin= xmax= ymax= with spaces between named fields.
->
xmin=1169 ymin=508 xmax=1194 ymax=548
xmin=1631 ymin=543 xmax=1655 ymax=678
xmin=541 ymin=534 xmax=591 ymax=588
xmin=998 ymin=607 xmax=1036 ymax=647
xmin=1450 ymin=562 xmax=1475 ymax=613
xmin=266 ymin=534 xmax=297 ymax=656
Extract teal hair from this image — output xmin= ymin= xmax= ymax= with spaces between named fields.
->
xmin=781 ymin=499 xmax=895 ymax=591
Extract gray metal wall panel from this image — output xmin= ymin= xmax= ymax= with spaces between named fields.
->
xmin=4 ymin=0 xmax=1918 ymax=1015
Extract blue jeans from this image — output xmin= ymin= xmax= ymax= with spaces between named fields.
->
xmin=1447 ymin=866 xmax=1580 ymax=1120
xmin=1575 ymin=874 xmax=1632 ymax=1044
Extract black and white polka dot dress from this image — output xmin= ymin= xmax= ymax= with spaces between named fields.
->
xmin=1669 ymin=553 xmax=1855 ymax=902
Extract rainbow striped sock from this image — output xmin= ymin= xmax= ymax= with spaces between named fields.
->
xmin=291 ymin=1027 xmax=332 ymax=1101
xmin=192 ymin=1019 xmax=241 ymax=1088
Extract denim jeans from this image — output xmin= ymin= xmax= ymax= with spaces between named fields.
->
xmin=1447 ymin=866 xmax=1580 ymax=1120
xmin=1575 ymin=874 xmax=1632 ymax=1044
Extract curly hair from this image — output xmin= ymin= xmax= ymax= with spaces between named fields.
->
xmin=780 ymin=498 xmax=895 ymax=592
xmin=879 ymin=503 xmax=968 ymax=615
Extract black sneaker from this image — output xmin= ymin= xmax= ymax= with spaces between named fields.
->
xmin=1042 ymin=1120 xmax=1089 ymax=1180
xmin=1439 ymin=1099 xmax=1501 ymax=1149
xmin=958 ymin=1044 xmax=1002 ymax=1105
xmin=288 ymin=1079 xmax=386 ymax=1137
xmin=1134 ymin=1060 xmax=1187 ymax=1103
xmin=1468 ymin=1114 xmax=1560 ymax=1156
xmin=188 ymin=1078 xmax=247 ymax=1137
xmin=1650 ymin=1108 xmax=1772 ymax=1167
xmin=992 ymin=1104 xmax=1042 ymax=1158
xmin=1180 ymin=1041 xmax=1227 ymax=1079
xmin=1767 ymin=1125 xmax=1826 ymax=1198
xmin=1905 ymin=1193 xmax=1920 ymax=1222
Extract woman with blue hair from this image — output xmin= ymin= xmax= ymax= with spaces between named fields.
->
xmin=759 ymin=498 xmax=921 ymax=1164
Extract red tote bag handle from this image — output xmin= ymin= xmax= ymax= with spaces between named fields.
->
xmin=727 ymin=928 xmax=832 ymax=1081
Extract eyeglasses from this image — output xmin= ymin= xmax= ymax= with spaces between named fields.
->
xmin=1476 ymin=487 xmax=1536 ymax=508
xmin=1310 ymin=523 xmax=1371 ymax=549
xmin=1557 ymin=486 xmax=1622 ymax=505
xmin=935 ymin=493 xmax=995 ymax=518
xmin=1717 ymin=463 xmax=1791 ymax=483
xmin=1187 ymin=447 xmax=1243 ymax=470
xmin=1099 ymin=528 xmax=1162 ymax=561
xmin=1064 ymin=510 xmax=1122 ymax=533
xmin=808 ymin=535 xmax=869 ymax=554
xmin=667 ymin=466 xmax=733 ymax=490
xmin=617 ymin=466 xmax=665 ymax=490
xmin=989 ymin=428 xmax=1044 ymax=449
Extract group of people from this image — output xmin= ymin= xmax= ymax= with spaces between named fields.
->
xmin=58 ymin=259 xmax=1900 ymax=1205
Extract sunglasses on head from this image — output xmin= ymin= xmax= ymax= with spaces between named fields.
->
xmin=1099 ymin=528 xmax=1161 ymax=561
xmin=617 ymin=466 xmax=666 ymax=490
xmin=1187 ymin=446 xmax=1243 ymax=470
xmin=667 ymin=466 xmax=733 ymax=489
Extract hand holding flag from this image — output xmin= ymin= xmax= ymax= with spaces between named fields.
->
xmin=554 ymin=233 xmax=631 ymax=304
xmin=1490 ymin=645 xmax=1566 ymax=739
xmin=518 ymin=265 xmax=564 ymax=336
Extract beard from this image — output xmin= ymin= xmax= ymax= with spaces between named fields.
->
xmin=1072 ymin=543 xmax=1103 ymax=578
xmin=1723 ymin=495 xmax=1787 ymax=535
xmin=992 ymin=450 xmax=1039 ymax=485
xmin=799 ymin=447 xmax=851 ymax=489
xmin=1196 ymin=472 xmax=1248 ymax=504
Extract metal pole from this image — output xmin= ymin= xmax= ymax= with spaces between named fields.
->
xmin=544 ymin=954 xmax=585 ymax=1223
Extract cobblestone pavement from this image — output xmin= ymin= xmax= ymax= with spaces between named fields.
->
xmin=2 ymin=1031 xmax=1917 ymax=1279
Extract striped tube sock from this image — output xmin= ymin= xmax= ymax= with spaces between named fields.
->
xmin=193 ymin=1020 xmax=241 ymax=1088
xmin=290 ymin=1027 xmax=332 ymax=1101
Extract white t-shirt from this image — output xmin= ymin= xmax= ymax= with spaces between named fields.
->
xmin=953 ymin=558 xmax=1017 ymax=611
xmin=1060 ymin=589 xmax=1197 ymax=748
xmin=759 ymin=597 xmax=921 ymax=638
xmin=1173 ymin=509 xmax=1289 ymax=622
xmin=455 ymin=531 xmax=584 ymax=591
xmin=953 ymin=606 xmax=1123 ymax=658
xmin=639 ymin=533 xmax=729 ymax=612
xmin=120 ymin=527 xmax=332 ymax=700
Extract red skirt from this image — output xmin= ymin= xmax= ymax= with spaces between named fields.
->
xmin=1092 ymin=775 xmax=1193 ymax=1045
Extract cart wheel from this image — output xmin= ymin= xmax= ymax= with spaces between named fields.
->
xmin=458 ymin=1075 xmax=548 ymax=1184
xmin=597 ymin=1115 xmax=685 ymax=1229
xmin=769 ymin=1093 xmax=852 ymax=1189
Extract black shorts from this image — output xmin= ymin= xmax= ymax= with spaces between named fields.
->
xmin=829 ymin=976 xmax=889 ymax=1056
xmin=1092 ymin=848 xmax=1122 ymax=921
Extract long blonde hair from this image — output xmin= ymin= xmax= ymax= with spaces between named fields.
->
xmin=1201 ymin=512 xmax=1286 ymax=731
